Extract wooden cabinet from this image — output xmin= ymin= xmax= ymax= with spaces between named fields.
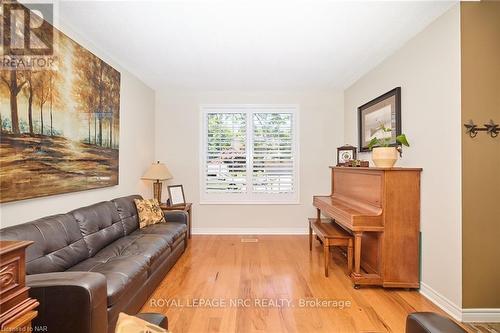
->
xmin=0 ymin=241 xmax=39 ymax=332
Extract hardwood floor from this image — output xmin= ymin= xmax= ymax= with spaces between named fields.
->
xmin=467 ymin=323 xmax=500 ymax=333
xmin=141 ymin=235 xmax=468 ymax=333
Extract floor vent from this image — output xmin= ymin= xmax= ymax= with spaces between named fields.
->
xmin=241 ymin=238 xmax=259 ymax=243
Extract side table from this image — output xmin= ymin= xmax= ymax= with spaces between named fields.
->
xmin=0 ymin=241 xmax=39 ymax=332
xmin=160 ymin=203 xmax=192 ymax=239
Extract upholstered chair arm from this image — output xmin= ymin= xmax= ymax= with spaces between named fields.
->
xmin=406 ymin=312 xmax=467 ymax=333
xmin=164 ymin=211 xmax=188 ymax=224
xmin=27 ymin=272 xmax=108 ymax=333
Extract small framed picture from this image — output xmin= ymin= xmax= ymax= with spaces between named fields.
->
xmin=337 ymin=145 xmax=357 ymax=166
xmin=358 ymin=87 xmax=401 ymax=152
xmin=167 ymin=185 xmax=186 ymax=206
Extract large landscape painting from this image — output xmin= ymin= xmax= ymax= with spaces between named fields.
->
xmin=0 ymin=6 xmax=120 ymax=203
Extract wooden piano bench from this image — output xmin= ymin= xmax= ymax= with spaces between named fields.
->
xmin=308 ymin=218 xmax=353 ymax=277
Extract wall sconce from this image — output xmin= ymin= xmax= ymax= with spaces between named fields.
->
xmin=464 ymin=119 xmax=499 ymax=138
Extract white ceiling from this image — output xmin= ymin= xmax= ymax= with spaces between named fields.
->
xmin=58 ymin=1 xmax=456 ymax=91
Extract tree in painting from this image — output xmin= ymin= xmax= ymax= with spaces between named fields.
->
xmin=73 ymin=44 xmax=120 ymax=148
xmin=0 ymin=6 xmax=120 ymax=203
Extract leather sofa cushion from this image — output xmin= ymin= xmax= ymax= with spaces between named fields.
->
xmin=70 ymin=201 xmax=125 ymax=256
xmin=0 ymin=214 xmax=89 ymax=274
xmin=132 ymin=222 xmax=187 ymax=244
xmin=68 ymin=255 xmax=148 ymax=306
xmin=92 ymin=234 xmax=171 ymax=272
xmin=112 ymin=195 xmax=142 ymax=235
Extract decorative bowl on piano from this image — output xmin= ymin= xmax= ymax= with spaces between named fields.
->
xmin=367 ymin=124 xmax=410 ymax=167
xmin=371 ymin=147 xmax=398 ymax=167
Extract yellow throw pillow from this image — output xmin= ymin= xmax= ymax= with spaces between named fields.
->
xmin=134 ymin=199 xmax=166 ymax=229
xmin=115 ymin=312 xmax=167 ymax=333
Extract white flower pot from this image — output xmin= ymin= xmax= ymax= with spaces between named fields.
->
xmin=372 ymin=147 xmax=398 ymax=168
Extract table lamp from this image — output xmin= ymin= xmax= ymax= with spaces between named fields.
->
xmin=142 ymin=161 xmax=172 ymax=203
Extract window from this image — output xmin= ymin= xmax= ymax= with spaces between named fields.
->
xmin=201 ymin=105 xmax=299 ymax=204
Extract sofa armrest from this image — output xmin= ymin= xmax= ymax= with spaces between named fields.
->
xmin=164 ymin=211 xmax=188 ymax=224
xmin=406 ymin=312 xmax=467 ymax=333
xmin=27 ymin=272 xmax=108 ymax=333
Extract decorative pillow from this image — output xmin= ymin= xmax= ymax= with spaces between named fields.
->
xmin=115 ymin=312 xmax=167 ymax=333
xmin=134 ymin=199 xmax=166 ymax=228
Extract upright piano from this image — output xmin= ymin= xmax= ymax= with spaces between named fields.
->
xmin=313 ymin=167 xmax=422 ymax=288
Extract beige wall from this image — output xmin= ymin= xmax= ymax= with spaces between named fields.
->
xmin=155 ymin=90 xmax=344 ymax=233
xmin=0 ymin=19 xmax=156 ymax=227
xmin=461 ymin=1 xmax=500 ymax=309
xmin=344 ymin=6 xmax=462 ymax=309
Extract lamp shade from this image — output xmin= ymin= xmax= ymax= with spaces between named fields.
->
xmin=142 ymin=161 xmax=173 ymax=181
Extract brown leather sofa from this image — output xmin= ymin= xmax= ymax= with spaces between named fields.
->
xmin=406 ymin=312 xmax=467 ymax=333
xmin=0 ymin=195 xmax=187 ymax=333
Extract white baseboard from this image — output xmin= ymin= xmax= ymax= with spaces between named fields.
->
xmin=462 ymin=308 xmax=500 ymax=323
xmin=419 ymin=282 xmax=463 ymax=321
xmin=420 ymin=282 xmax=500 ymax=323
xmin=191 ymin=227 xmax=308 ymax=235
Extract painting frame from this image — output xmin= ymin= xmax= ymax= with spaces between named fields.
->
xmin=167 ymin=185 xmax=186 ymax=207
xmin=0 ymin=3 xmax=120 ymax=203
xmin=358 ymin=87 xmax=401 ymax=152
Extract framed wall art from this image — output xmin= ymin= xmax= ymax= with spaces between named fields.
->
xmin=0 ymin=4 xmax=120 ymax=203
xmin=358 ymin=87 xmax=401 ymax=152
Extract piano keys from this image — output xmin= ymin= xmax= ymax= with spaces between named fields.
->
xmin=313 ymin=166 xmax=422 ymax=288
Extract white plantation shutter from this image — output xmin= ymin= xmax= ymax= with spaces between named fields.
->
xmin=205 ymin=113 xmax=247 ymax=193
xmin=201 ymin=105 xmax=299 ymax=203
xmin=252 ymin=113 xmax=294 ymax=194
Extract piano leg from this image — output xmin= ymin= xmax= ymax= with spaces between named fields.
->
xmin=347 ymin=238 xmax=353 ymax=274
xmin=324 ymin=239 xmax=330 ymax=277
xmin=353 ymin=232 xmax=363 ymax=277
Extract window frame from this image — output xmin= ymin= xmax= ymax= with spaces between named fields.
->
xmin=200 ymin=104 xmax=300 ymax=205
